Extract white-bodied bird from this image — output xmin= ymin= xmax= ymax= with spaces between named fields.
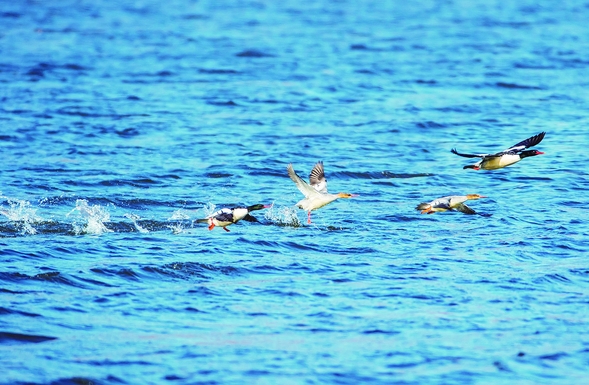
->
xmin=287 ymin=161 xmax=357 ymax=224
xmin=416 ymin=194 xmax=486 ymax=215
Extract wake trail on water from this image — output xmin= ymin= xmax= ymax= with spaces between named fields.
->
xmin=0 ymin=194 xmax=307 ymax=237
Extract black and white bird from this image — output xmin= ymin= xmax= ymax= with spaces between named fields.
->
xmin=197 ymin=204 xmax=271 ymax=232
xmin=451 ymin=132 xmax=545 ymax=170
xmin=287 ymin=161 xmax=357 ymax=224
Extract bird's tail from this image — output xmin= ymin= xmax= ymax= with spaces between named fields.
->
xmin=195 ymin=218 xmax=209 ymax=224
xmin=416 ymin=203 xmax=433 ymax=214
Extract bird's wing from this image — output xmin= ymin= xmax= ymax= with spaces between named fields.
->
xmin=454 ymin=203 xmax=476 ymax=214
xmin=241 ymin=214 xmax=259 ymax=223
xmin=500 ymin=132 xmax=546 ymax=154
xmin=309 ymin=161 xmax=328 ymax=193
xmin=451 ymin=148 xmax=492 ymax=159
xmin=287 ymin=164 xmax=322 ymax=198
xmin=431 ymin=197 xmax=452 ymax=210
xmin=448 ymin=195 xmax=468 ymax=206
xmin=210 ymin=208 xmax=233 ymax=222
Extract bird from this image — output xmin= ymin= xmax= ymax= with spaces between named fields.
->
xmin=287 ymin=161 xmax=357 ymax=224
xmin=451 ymin=132 xmax=545 ymax=170
xmin=196 ymin=204 xmax=271 ymax=232
xmin=416 ymin=194 xmax=486 ymax=215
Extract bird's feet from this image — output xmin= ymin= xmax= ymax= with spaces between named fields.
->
xmin=223 ymin=227 xmax=230 ymax=232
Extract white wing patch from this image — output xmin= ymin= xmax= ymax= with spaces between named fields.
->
xmin=287 ymin=163 xmax=322 ymax=199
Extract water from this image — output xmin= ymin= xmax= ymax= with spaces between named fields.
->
xmin=1 ymin=0 xmax=589 ymax=384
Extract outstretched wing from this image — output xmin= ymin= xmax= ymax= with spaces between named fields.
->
xmin=451 ymin=148 xmax=493 ymax=159
xmin=287 ymin=164 xmax=322 ymax=198
xmin=454 ymin=203 xmax=476 ymax=214
xmin=309 ymin=161 xmax=328 ymax=193
xmin=501 ymin=132 xmax=546 ymax=154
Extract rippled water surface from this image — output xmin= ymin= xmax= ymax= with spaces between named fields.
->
xmin=2 ymin=0 xmax=589 ymax=384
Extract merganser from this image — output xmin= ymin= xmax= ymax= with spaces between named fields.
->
xmin=451 ymin=132 xmax=545 ymax=170
xmin=287 ymin=161 xmax=357 ymax=224
xmin=416 ymin=194 xmax=486 ymax=214
xmin=196 ymin=204 xmax=271 ymax=232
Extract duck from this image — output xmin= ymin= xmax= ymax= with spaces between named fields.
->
xmin=451 ymin=132 xmax=545 ymax=170
xmin=196 ymin=204 xmax=271 ymax=232
xmin=416 ymin=194 xmax=486 ymax=215
xmin=287 ymin=161 xmax=357 ymax=224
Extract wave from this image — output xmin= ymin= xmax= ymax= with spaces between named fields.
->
xmin=0 ymin=261 xmax=254 ymax=288
xmin=0 ymin=331 xmax=57 ymax=344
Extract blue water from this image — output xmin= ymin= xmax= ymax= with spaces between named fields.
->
xmin=2 ymin=0 xmax=589 ymax=384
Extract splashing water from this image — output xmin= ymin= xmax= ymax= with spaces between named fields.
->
xmin=167 ymin=223 xmax=186 ymax=234
xmin=166 ymin=209 xmax=193 ymax=234
xmin=67 ymin=199 xmax=112 ymax=235
xmin=124 ymin=213 xmax=149 ymax=233
xmin=0 ymin=194 xmax=42 ymax=235
xmin=264 ymin=205 xmax=302 ymax=227
xmin=168 ymin=209 xmax=191 ymax=221
xmin=201 ymin=203 xmax=217 ymax=218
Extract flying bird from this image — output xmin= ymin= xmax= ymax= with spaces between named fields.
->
xmin=416 ymin=194 xmax=486 ymax=215
xmin=196 ymin=204 xmax=271 ymax=232
xmin=287 ymin=161 xmax=357 ymax=224
xmin=451 ymin=132 xmax=545 ymax=170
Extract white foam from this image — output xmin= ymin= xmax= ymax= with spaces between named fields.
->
xmin=168 ymin=209 xmax=191 ymax=221
xmin=264 ymin=204 xmax=302 ymax=227
xmin=0 ymin=194 xmax=42 ymax=235
xmin=124 ymin=213 xmax=149 ymax=233
xmin=202 ymin=202 xmax=217 ymax=217
xmin=67 ymin=199 xmax=112 ymax=235
xmin=167 ymin=223 xmax=185 ymax=234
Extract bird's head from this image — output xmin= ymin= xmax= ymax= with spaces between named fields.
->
xmin=466 ymin=194 xmax=486 ymax=200
xmin=337 ymin=193 xmax=358 ymax=199
xmin=247 ymin=204 xmax=273 ymax=212
xmin=521 ymin=149 xmax=544 ymax=158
